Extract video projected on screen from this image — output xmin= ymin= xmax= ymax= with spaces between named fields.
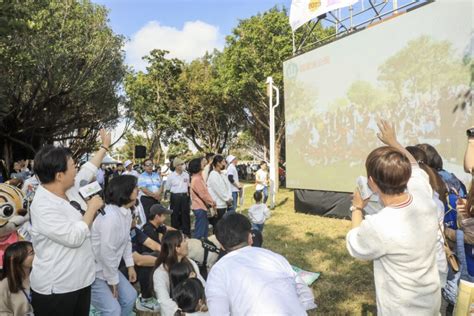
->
xmin=284 ymin=0 xmax=473 ymax=192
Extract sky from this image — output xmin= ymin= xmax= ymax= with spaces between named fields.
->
xmin=93 ymin=0 xmax=292 ymax=71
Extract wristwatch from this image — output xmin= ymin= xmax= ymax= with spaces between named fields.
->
xmin=350 ymin=205 xmax=363 ymax=212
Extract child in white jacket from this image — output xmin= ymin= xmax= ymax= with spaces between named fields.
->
xmin=248 ymin=191 xmax=270 ymax=232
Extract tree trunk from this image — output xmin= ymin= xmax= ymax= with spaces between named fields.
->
xmin=148 ymin=132 xmax=162 ymax=163
xmin=3 ymin=141 xmax=13 ymax=176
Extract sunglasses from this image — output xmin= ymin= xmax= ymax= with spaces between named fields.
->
xmin=144 ymin=163 xmax=153 ymax=167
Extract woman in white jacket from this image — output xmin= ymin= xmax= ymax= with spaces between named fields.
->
xmin=207 ymin=155 xmax=233 ymax=223
xmin=152 ymin=231 xmax=206 ymax=316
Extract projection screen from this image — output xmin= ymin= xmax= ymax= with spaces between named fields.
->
xmin=283 ymin=0 xmax=473 ymax=192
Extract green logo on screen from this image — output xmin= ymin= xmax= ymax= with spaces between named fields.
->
xmin=285 ymin=63 xmax=298 ymax=80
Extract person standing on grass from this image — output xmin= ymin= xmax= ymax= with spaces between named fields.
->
xmin=255 ymin=161 xmax=269 ymax=204
xmin=226 ymin=155 xmax=241 ymax=212
xmin=138 ymin=159 xmax=163 ymax=219
xmin=248 ymin=191 xmax=270 ymax=233
xmin=207 ymin=155 xmax=233 ymax=225
xmin=346 ymin=120 xmax=440 ymax=315
xmin=189 ymin=158 xmax=216 ymax=239
xmin=29 ymin=129 xmax=110 ymax=316
xmin=166 ymin=157 xmax=191 ymax=236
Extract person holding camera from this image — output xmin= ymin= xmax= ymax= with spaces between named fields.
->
xmin=29 ymin=130 xmax=110 ymax=316
xmin=346 ymin=120 xmax=440 ymax=315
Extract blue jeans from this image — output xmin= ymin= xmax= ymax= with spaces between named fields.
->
xmin=252 ymin=223 xmax=264 ymax=232
xmin=91 ymin=272 xmax=137 ymax=316
xmin=193 ymin=209 xmax=209 ymax=239
xmin=257 ymin=187 xmax=268 ymax=204
xmin=232 ymin=191 xmax=239 ymax=211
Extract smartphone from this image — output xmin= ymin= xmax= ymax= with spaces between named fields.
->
xmin=356 ymin=176 xmax=373 ymax=200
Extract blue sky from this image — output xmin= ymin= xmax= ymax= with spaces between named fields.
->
xmin=93 ymin=0 xmax=292 ymax=70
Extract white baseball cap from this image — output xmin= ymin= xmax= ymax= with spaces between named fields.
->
xmin=124 ymin=160 xmax=133 ymax=168
xmin=226 ymin=155 xmax=236 ymax=164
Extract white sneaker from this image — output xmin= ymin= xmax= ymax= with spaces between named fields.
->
xmin=135 ymin=295 xmax=160 ymax=312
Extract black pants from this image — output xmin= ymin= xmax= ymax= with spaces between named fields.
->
xmin=140 ymin=195 xmax=159 ymax=220
xmin=209 ymin=207 xmax=227 ymax=234
xmin=31 ymin=285 xmax=91 ymax=316
xmin=170 ymin=193 xmax=190 ymax=236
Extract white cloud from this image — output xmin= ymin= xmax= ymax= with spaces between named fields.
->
xmin=124 ymin=20 xmax=224 ymax=71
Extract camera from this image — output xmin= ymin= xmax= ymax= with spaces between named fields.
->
xmin=467 ymin=128 xmax=474 ymax=138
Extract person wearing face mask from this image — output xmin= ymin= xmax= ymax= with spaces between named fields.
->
xmin=90 ymin=175 xmax=138 ymax=315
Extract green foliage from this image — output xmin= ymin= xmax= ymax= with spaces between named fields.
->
xmin=177 ymin=53 xmax=244 ymax=153
xmin=0 ymin=0 xmax=126 ymax=161
xmin=219 ymin=7 xmax=335 ymax=153
xmin=124 ymin=49 xmax=183 ymax=161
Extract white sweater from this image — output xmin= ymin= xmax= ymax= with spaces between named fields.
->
xmin=207 ymin=170 xmax=232 ymax=209
xmin=346 ymin=166 xmax=440 ymax=315
xmin=153 ymin=259 xmax=206 ymax=316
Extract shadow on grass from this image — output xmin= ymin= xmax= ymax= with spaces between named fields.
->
xmin=263 ymin=221 xmax=377 ymax=315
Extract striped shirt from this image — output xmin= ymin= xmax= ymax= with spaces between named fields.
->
xmin=138 ymin=172 xmax=161 ymax=193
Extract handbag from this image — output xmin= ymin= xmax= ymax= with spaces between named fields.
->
xmin=191 ymin=186 xmax=217 ymax=218
xmin=438 ymin=221 xmax=460 ymax=272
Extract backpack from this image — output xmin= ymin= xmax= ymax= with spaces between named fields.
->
xmin=439 ymin=169 xmax=467 ymax=230
xmin=194 ymin=237 xmax=221 ymax=280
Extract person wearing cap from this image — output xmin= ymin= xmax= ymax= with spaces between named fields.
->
xmin=123 ymin=160 xmax=140 ymax=178
xmin=141 ymin=204 xmax=175 ymax=252
xmin=165 ymin=157 xmax=191 ymax=236
xmin=226 ymin=155 xmax=242 ymax=212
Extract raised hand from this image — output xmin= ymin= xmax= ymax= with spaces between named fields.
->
xmin=99 ymin=128 xmax=112 ymax=149
xmin=376 ymin=120 xmax=398 ymax=147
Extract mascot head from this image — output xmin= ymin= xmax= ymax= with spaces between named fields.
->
xmin=0 ymin=183 xmax=29 ymax=238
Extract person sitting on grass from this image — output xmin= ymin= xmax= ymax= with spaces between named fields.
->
xmin=346 ymin=120 xmax=440 ymax=315
xmin=248 ymin=191 xmax=270 ymax=233
xmin=206 ymin=213 xmax=315 ymax=315
xmin=0 ymin=241 xmax=34 ymax=315
xmin=141 ymin=203 xmax=175 ymax=252
xmin=172 ymin=278 xmax=209 ymax=316
xmin=170 ymin=261 xmax=197 ymax=296
xmin=153 ymin=231 xmax=206 ymax=316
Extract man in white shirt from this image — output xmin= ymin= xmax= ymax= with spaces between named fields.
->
xmin=255 ymin=161 xmax=269 ymax=204
xmin=123 ymin=159 xmax=140 ymax=178
xmin=206 ymin=213 xmax=315 ymax=315
xmin=346 ymin=120 xmax=440 ymax=315
xmin=226 ymin=155 xmax=241 ymax=212
xmin=30 ymin=129 xmax=110 ymax=316
xmin=165 ymin=157 xmax=191 ymax=235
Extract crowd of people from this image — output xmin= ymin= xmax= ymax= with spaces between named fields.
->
xmin=0 ymin=130 xmax=284 ymax=316
xmin=0 ymin=121 xmax=472 ymax=315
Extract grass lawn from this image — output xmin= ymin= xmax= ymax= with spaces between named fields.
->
xmin=239 ymin=184 xmax=376 ymax=315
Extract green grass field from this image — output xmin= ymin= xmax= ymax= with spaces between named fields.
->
xmin=239 ymin=185 xmax=376 ymax=315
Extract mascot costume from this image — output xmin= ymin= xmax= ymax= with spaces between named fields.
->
xmin=0 ymin=183 xmax=30 ymax=270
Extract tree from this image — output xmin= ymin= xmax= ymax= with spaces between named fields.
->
xmin=0 ymin=0 xmax=125 ymax=169
xmin=219 ymin=7 xmax=334 ymax=187
xmin=177 ymin=53 xmax=244 ymax=153
xmin=124 ymin=49 xmax=182 ymax=162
